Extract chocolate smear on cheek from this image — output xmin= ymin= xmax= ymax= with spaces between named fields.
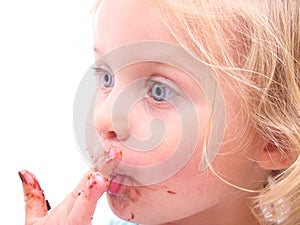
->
xmin=125 ymin=212 xmax=135 ymax=221
xmin=128 ymin=212 xmax=135 ymax=221
xmin=131 ymin=213 xmax=135 ymax=219
xmin=109 ymin=186 xmax=142 ymax=211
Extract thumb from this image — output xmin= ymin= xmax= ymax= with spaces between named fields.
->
xmin=18 ymin=170 xmax=50 ymax=222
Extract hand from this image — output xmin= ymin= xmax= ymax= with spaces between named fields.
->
xmin=18 ymin=169 xmax=107 ymax=225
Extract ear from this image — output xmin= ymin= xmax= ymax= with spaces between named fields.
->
xmin=256 ymin=142 xmax=296 ymax=170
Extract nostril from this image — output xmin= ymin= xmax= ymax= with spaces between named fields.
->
xmin=103 ymin=131 xmax=117 ymax=139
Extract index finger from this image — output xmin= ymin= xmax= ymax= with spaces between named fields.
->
xmin=18 ymin=170 xmax=49 ymax=222
xmin=67 ymin=172 xmax=107 ymax=224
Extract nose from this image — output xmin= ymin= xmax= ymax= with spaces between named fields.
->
xmin=94 ymin=91 xmax=129 ymax=141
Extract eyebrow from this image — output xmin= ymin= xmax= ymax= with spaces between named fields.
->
xmin=93 ymin=46 xmax=182 ymax=71
xmin=94 ymin=46 xmax=165 ymax=66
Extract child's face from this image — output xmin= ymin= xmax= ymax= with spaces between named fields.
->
xmin=93 ymin=0 xmax=268 ymax=224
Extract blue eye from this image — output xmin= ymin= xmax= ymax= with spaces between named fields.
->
xmin=149 ymin=82 xmax=178 ymax=102
xmin=99 ymin=69 xmax=114 ymax=88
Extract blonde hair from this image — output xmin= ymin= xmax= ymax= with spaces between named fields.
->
xmin=148 ymin=0 xmax=300 ymax=224
xmin=93 ymin=0 xmax=300 ymax=224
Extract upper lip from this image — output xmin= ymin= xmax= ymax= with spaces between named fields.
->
xmin=108 ymin=171 xmax=140 ymax=187
xmin=94 ymin=142 xmax=143 ymax=186
xmin=91 ymin=142 xmax=122 ymax=169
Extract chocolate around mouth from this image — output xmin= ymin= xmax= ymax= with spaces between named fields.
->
xmin=91 ymin=146 xmax=140 ymax=186
xmin=108 ymin=171 xmax=141 ymax=186
xmin=91 ymin=146 xmax=122 ymax=178
xmin=90 ymin=146 xmax=144 ymax=187
xmin=107 ymin=173 xmax=142 ymax=203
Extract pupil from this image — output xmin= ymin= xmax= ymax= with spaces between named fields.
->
xmin=104 ymin=74 xmax=109 ymax=82
xmin=155 ymin=86 xmax=162 ymax=96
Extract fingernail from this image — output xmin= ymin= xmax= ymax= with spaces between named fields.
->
xmin=107 ymin=146 xmax=123 ymax=161
xmin=18 ymin=170 xmax=34 ymax=185
xmin=18 ymin=171 xmax=25 ymax=183
xmin=85 ymin=172 xmax=106 ymax=197
xmin=18 ymin=170 xmax=40 ymax=189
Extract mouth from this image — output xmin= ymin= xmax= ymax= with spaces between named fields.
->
xmin=107 ymin=174 xmax=124 ymax=195
xmin=107 ymin=172 xmax=139 ymax=196
xmin=90 ymin=146 xmax=142 ymax=200
xmin=90 ymin=146 xmax=136 ymax=196
xmin=91 ymin=146 xmax=122 ymax=176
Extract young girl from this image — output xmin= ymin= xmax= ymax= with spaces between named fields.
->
xmin=19 ymin=0 xmax=300 ymax=224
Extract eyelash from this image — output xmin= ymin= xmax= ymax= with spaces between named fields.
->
xmin=92 ymin=66 xmax=114 ymax=89
xmin=92 ymin=67 xmax=179 ymax=106
xmin=145 ymin=78 xmax=179 ymax=105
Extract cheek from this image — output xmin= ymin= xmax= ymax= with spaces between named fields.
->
xmin=123 ymin=94 xmax=212 ymax=167
xmin=108 ymin=161 xmax=229 ymax=224
xmin=123 ymin=101 xmax=182 ymax=166
xmin=107 ymin=100 xmax=232 ymax=224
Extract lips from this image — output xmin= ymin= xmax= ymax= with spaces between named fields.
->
xmin=108 ymin=175 xmax=124 ymax=195
xmin=107 ymin=172 xmax=140 ymax=197
xmin=91 ymin=146 xmax=123 ymax=177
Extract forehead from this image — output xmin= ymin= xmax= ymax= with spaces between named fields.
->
xmin=94 ymin=0 xmax=176 ymax=57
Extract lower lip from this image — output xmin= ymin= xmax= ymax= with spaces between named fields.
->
xmin=108 ymin=175 xmax=123 ymax=195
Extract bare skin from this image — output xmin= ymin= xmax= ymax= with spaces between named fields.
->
xmin=18 ymin=169 xmax=106 ymax=225
xmin=19 ymin=1 xmax=293 ymax=224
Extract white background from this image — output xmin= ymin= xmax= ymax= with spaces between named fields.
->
xmin=0 ymin=0 xmax=116 ymax=224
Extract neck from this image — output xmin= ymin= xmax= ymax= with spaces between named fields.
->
xmin=144 ymin=193 xmax=260 ymax=225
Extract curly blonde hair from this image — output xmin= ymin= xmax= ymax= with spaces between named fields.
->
xmin=93 ymin=0 xmax=300 ymax=224
xmin=147 ymin=0 xmax=300 ymax=224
